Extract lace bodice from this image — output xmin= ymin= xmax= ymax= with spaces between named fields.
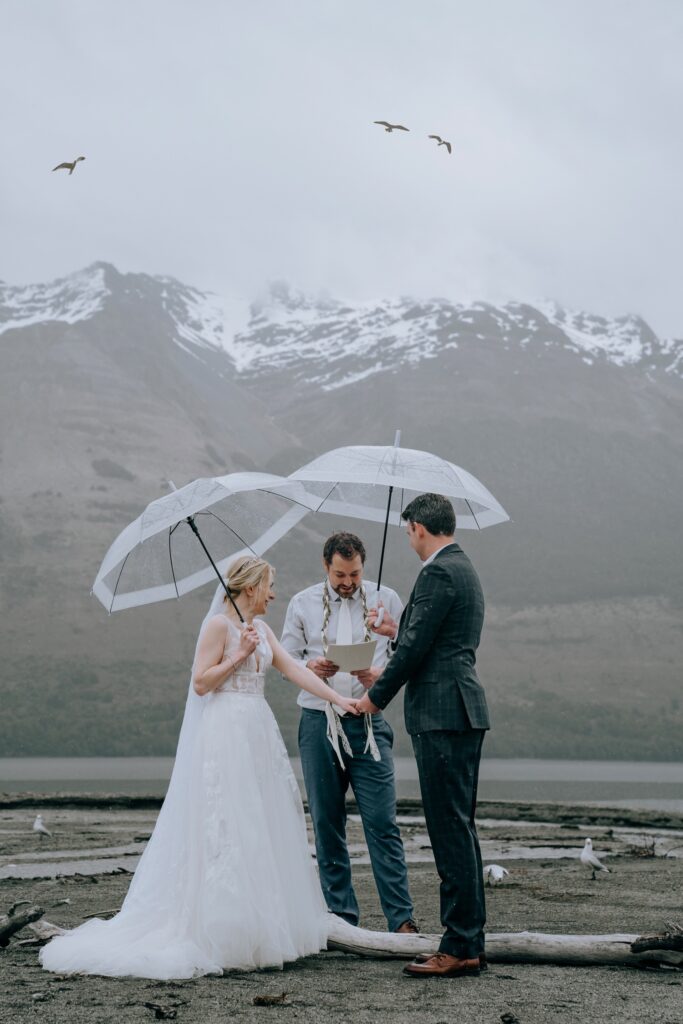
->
xmin=215 ymin=616 xmax=272 ymax=696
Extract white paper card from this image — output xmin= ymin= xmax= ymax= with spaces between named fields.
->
xmin=326 ymin=639 xmax=377 ymax=672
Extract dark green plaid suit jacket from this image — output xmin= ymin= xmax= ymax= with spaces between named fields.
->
xmin=368 ymin=543 xmax=490 ymax=734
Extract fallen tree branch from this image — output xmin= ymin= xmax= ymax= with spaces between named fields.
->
xmin=326 ymin=917 xmax=683 ymax=970
xmin=0 ymin=905 xmax=44 ymax=947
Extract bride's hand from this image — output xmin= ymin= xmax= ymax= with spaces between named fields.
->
xmin=336 ymin=697 xmax=361 ymax=716
xmin=237 ymin=625 xmax=259 ymax=659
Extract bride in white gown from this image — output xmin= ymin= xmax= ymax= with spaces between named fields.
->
xmin=40 ymin=556 xmax=359 ymax=979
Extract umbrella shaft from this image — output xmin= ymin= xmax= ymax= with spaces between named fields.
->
xmin=376 ymin=486 xmax=394 ymax=592
xmin=185 ymin=516 xmax=244 ymax=622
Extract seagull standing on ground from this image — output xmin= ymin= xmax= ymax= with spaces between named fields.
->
xmin=484 ymin=864 xmax=510 ymax=886
xmin=373 ymin=121 xmax=409 ymax=133
xmin=580 ymin=838 xmax=609 ymax=880
xmin=52 ymin=156 xmax=85 ymax=175
xmin=428 ymin=134 xmax=452 ymax=154
xmin=33 ymin=814 xmax=52 ymax=840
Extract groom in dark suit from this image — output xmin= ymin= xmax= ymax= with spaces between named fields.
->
xmin=356 ymin=493 xmax=490 ymax=978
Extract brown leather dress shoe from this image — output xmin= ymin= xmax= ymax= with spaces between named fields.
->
xmin=411 ymin=952 xmax=488 ymax=971
xmin=403 ymin=953 xmax=481 ymax=977
xmin=395 ymin=920 xmax=419 ymax=934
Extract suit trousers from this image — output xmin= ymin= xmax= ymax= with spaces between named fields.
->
xmin=298 ymin=708 xmax=414 ymax=931
xmin=411 ymin=728 xmax=486 ymax=958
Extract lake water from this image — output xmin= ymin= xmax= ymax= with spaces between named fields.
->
xmin=1 ymin=757 xmax=682 ymax=810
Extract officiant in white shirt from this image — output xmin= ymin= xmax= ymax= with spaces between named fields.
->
xmin=280 ymin=532 xmax=416 ymax=934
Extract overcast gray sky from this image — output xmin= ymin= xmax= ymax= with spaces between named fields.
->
xmin=2 ymin=0 xmax=682 ymax=334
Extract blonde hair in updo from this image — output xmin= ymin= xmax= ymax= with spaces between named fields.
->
xmin=224 ymin=555 xmax=274 ymax=603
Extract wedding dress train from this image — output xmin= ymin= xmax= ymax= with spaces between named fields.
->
xmin=40 ymin=618 xmax=329 ymax=978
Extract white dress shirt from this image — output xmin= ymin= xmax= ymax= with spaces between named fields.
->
xmin=280 ymin=579 xmax=404 ymax=711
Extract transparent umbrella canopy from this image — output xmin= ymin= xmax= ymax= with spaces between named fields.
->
xmin=92 ymin=472 xmax=317 ymax=613
xmin=288 ymin=439 xmax=509 ymax=588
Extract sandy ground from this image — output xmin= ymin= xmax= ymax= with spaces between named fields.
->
xmin=1 ymin=804 xmax=682 ymax=1024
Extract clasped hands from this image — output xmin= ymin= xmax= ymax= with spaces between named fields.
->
xmin=328 ymin=692 xmax=378 ymax=715
xmin=306 ymin=660 xmax=379 ymax=716
xmin=306 ymin=659 xmax=380 ymax=715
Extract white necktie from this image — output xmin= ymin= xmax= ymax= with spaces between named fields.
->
xmin=336 ymin=597 xmax=353 ymax=645
xmin=333 ymin=597 xmax=354 ymax=703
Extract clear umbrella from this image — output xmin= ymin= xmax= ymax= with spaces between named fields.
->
xmin=288 ymin=432 xmax=509 ymax=591
xmin=92 ymin=472 xmax=317 ymax=615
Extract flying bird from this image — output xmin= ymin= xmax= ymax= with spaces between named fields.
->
xmin=484 ymin=864 xmax=510 ymax=886
xmin=374 ymin=121 xmax=409 ymax=133
xmin=52 ymin=156 xmax=86 ymax=175
xmin=580 ymin=838 xmax=610 ymax=880
xmin=33 ymin=814 xmax=52 ymax=840
xmin=428 ymin=134 xmax=452 ymax=154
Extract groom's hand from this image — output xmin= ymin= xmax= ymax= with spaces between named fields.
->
xmin=355 ymin=692 xmax=380 ymax=714
xmin=351 ymin=666 xmax=382 ymax=689
xmin=368 ymin=602 xmax=398 ymax=638
xmin=307 ymin=657 xmax=339 ymax=680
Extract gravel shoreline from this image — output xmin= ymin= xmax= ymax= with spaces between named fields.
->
xmin=1 ymin=804 xmax=682 ymax=1023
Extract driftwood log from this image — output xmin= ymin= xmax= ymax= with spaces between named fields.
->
xmin=0 ymin=904 xmax=44 ymax=947
xmin=15 ymin=920 xmax=69 ymax=948
xmin=27 ymin=919 xmax=68 ymax=942
xmin=4 ymin=907 xmax=681 ymax=969
xmin=326 ymin=917 xmax=683 ymax=970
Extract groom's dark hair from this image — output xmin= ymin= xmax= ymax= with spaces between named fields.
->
xmin=402 ymin=493 xmax=455 ymax=536
xmin=323 ymin=532 xmax=366 ymax=565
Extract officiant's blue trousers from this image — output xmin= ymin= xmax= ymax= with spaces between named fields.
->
xmin=298 ymin=708 xmax=414 ymax=931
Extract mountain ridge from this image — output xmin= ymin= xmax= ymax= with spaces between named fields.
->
xmin=2 ymin=264 xmax=682 ymax=389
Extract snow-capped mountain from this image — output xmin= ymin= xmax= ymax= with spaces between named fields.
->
xmin=219 ymin=284 xmax=683 ymax=390
xmin=2 ymin=265 xmax=681 ymax=391
xmin=0 ymin=264 xmax=110 ymax=335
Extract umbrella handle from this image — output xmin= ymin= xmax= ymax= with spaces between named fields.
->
xmin=185 ymin=516 xmax=245 ymax=623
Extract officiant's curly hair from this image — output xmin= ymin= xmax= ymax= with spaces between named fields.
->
xmin=402 ymin=493 xmax=455 ymax=536
xmin=323 ymin=532 xmax=366 ymax=565
xmin=224 ymin=555 xmax=274 ymax=600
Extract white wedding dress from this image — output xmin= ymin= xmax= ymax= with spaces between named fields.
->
xmin=40 ymin=616 xmax=329 ymax=978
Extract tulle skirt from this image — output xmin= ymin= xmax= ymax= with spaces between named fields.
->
xmin=40 ymin=691 xmax=329 ymax=978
